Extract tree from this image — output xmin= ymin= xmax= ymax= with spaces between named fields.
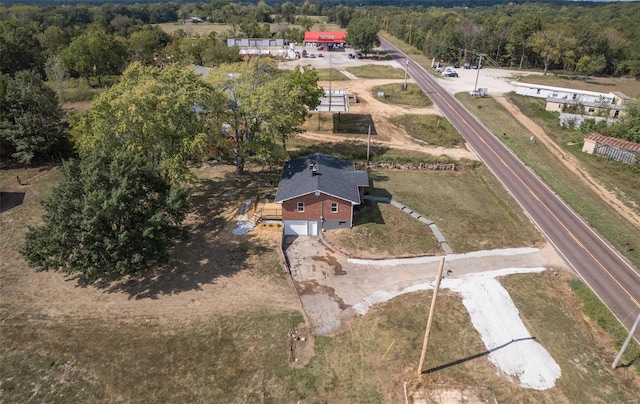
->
xmin=22 ymin=148 xmax=190 ymax=283
xmin=280 ymin=2 xmax=297 ymax=24
xmin=529 ymin=28 xmax=577 ymax=75
xmin=61 ymin=25 xmax=127 ymax=86
xmin=346 ymin=17 xmax=380 ymax=55
xmin=44 ymin=54 xmax=68 ymax=101
xmin=128 ymin=26 xmax=170 ymax=64
xmin=206 ymin=58 xmax=322 ymax=174
xmin=0 ymin=70 xmax=65 ymax=163
xmin=72 ymin=62 xmax=227 ymax=184
xmin=610 ymin=100 xmax=640 ymax=143
xmin=576 ymin=54 xmax=606 ymax=81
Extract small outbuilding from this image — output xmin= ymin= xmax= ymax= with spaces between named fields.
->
xmin=275 ymin=153 xmax=368 ymax=236
xmin=582 ymin=133 xmax=639 ymax=165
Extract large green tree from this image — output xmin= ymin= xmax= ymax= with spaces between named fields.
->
xmin=207 ymin=58 xmax=322 ymax=174
xmin=60 ymin=25 xmax=127 ymax=86
xmin=73 ymin=62 xmax=226 ymax=184
xmin=609 ymin=100 xmax=640 ymax=144
xmin=22 ymin=149 xmax=190 ymax=282
xmin=0 ymin=70 xmax=65 ymax=163
xmin=529 ymin=28 xmax=577 ymax=75
xmin=346 ymin=17 xmax=380 ymax=55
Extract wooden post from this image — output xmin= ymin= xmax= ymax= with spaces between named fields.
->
xmin=366 ymin=125 xmax=371 ymax=166
xmin=418 ymin=257 xmax=446 ymax=375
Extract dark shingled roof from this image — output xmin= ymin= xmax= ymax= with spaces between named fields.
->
xmin=275 ymin=152 xmax=368 ymax=204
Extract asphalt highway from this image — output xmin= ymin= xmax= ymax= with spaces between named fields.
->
xmin=379 ymin=37 xmax=640 ymax=337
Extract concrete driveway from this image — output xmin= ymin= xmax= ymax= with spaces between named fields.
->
xmin=284 ymin=236 xmax=565 ymax=335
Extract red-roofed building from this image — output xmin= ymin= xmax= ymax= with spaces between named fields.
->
xmin=303 ymin=31 xmax=347 ymax=50
xmin=582 ymin=133 xmax=639 ymax=165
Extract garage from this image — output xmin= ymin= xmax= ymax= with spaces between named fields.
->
xmin=284 ymin=220 xmax=309 ymax=236
xmin=284 ymin=220 xmax=320 ymax=236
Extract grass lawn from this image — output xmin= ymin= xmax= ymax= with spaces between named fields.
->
xmin=390 ymin=114 xmax=463 ymax=147
xmin=371 ymin=83 xmax=432 ymax=108
xmin=345 ymin=64 xmax=407 ymax=79
xmin=315 ymin=68 xmax=349 ymax=81
xmin=2 ymin=164 xmax=638 ymax=402
xmin=455 ymin=93 xmax=640 ymax=271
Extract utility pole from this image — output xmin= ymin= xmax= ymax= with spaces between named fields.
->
xmin=612 ymin=312 xmax=640 ymax=369
xmin=418 ymin=257 xmax=446 ymax=375
xmin=403 ymin=59 xmax=410 ymax=91
xmin=329 ymin=53 xmax=332 ymax=112
xmin=366 ymin=125 xmax=371 ymax=166
xmin=473 ymin=53 xmax=485 ymax=93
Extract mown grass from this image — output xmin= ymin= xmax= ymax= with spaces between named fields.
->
xmin=569 ymin=279 xmax=640 ymax=372
xmin=371 ymin=83 xmax=432 ymax=107
xmin=315 ymin=68 xmax=349 ymax=81
xmin=502 ymin=273 xmax=640 ymax=401
xmin=364 ymin=168 xmax=542 ymax=253
xmin=455 ymin=93 xmax=640 ymax=271
xmin=345 ymin=64 xmax=406 ymax=79
xmin=390 ymin=114 xmax=463 ymax=147
xmin=3 ymin=165 xmax=639 ymax=402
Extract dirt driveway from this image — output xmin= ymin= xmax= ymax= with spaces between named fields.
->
xmin=285 ymin=236 xmax=565 ymax=335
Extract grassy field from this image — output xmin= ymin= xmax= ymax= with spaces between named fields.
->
xmin=390 ymin=114 xmax=463 ymax=147
xmin=455 ymin=93 xmax=640 ymax=271
xmin=2 ymin=163 xmax=639 ymax=402
xmin=345 ymin=64 xmax=406 ymax=79
xmin=315 ymin=68 xmax=349 ymax=81
xmin=371 ymin=83 xmax=432 ymax=107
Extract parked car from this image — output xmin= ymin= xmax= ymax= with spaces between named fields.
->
xmin=309 ymin=54 xmax=316 ymax=58
xmin=472 ymin=64 xmax=483 ymax=69
xmin=435 ymin=66 xmax=447 ymax=73
xmin=318 ymin=53 xmax=324 ymax=58
xmin=463 ymin=63 xmax=471 ymax=69
xmin=453 ymin=61 xmax=460 ymax=68
xmin=348 ymin=53 xmax=355 ymax=59
xmin=356 ymin=52 xmax=363 ymax=59
xmin=445 ymin=71 xmax=458 ymax=77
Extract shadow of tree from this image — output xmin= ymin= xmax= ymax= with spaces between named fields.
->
xmin=88 ymin=166 xmax=282 ymax=299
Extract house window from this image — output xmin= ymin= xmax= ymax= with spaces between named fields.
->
xmin=536 ymin=89 xmax=541 ymax=95
xmin=614 ymin=110 xmax=620 ymax=118
xmin=552 ymin=92 xmax=558 ymax=98
xmin=572 ymin=94 xmax=577 ymax=99
xmin=330 ymin=202 xmax=338 ymax=213
xmin=297 ymin=202 xmax=304 ymax=212
xmin=588 ymin=108 xmax=595 ymax=113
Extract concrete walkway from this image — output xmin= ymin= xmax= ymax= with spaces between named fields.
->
xmin=285 ymin=236 xmax=565 ymax=335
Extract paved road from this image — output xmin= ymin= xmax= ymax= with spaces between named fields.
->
xmin=379 ymin=37 xmax=640 ymax=336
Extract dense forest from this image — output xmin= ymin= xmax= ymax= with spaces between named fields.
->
xmin=1 ymin=0 xmax=640 ymax=164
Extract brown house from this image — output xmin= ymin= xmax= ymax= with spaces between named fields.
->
xmin=275 ymin=153 xmax=368 ymax=236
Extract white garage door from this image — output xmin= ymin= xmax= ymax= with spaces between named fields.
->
xmin=284 ymin=220 xmax=308 ymax=236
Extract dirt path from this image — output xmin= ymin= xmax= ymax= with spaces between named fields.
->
xmin=304 ymin=78 xmax=479 ymax=161
xmin=494 ymin=96 xmax=640 ymax=232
